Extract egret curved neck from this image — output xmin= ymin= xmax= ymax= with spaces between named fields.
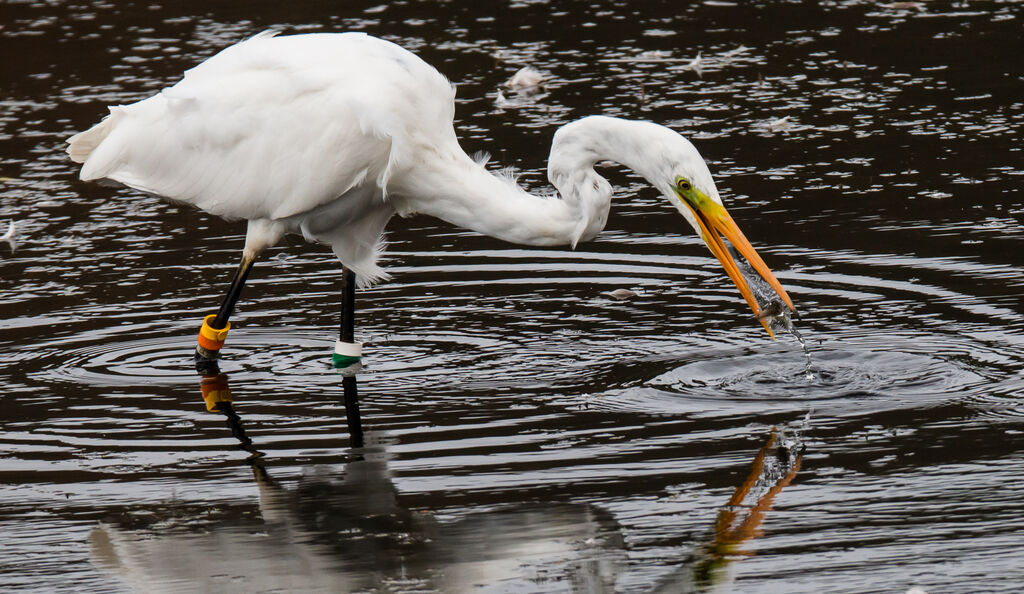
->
xmin=392 ymin=152 xmax=585 ymax=247
xmin=392 ymin=117 xmax=683 ymax=248
xmin=549 ymin=116 xmax=676 ymax=194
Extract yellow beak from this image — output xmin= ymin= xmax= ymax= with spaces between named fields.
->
xmin=680 ymin=195 xmax=794 ymax=336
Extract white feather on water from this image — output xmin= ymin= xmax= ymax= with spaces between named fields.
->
xmin=505 ymin=66 xmax=545 ymax=90
xmin=1 ymin=220 xmax=15 ymax=242
xmin=1 ymin=220 xmax=16 ymax=252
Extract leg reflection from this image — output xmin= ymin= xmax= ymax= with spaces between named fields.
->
xmin=342 ymin=374 xmax=364 ymax=449
xmin=196 ymin=355 xmax=365 ymax=450
xmin=198 ymin=361 xmax=266 ymax=469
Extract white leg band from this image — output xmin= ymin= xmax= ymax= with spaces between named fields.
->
xmin=334 ymin=340 xmax=363 ymax=357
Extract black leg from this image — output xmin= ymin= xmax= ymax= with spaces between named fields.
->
xmin=196 ymin=256 xmax=255 ymax=367
xmin=333 ymin=267 xmax=362 ymax=367
xmin=335 ymin=267 xmax=363 ymax=447
xmin=213 ymin=256 xmax=256 ymax=330
xmin=340 ymin=267 xmax=356 ymax=343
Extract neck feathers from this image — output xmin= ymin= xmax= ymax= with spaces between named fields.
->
xmin=392 ymin=116 xmax=692 ymax=248
xmin=390 ymin=148 xmax=584 ymax=246
xmin=549 ymin=116 xmax=686 ymax=196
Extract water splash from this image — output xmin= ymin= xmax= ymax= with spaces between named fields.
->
xmin=729 ymin=247 xmax=815 ymax=380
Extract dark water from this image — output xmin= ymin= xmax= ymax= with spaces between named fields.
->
xmin=2 ymin=1 xmax=1024 ymax=592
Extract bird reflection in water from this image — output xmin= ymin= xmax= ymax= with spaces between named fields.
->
xmin=90 ymin=370 xmax=626 ymax=592
xmin=91 ymin=368 xmax=803 ymax=592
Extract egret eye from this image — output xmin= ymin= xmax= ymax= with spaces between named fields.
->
xmin=676 ymin=178 xmax=692 ymax=192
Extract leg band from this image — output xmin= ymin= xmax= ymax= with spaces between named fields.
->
xmin=332 ymin=340 xmax=363 ymax=368
xmin=197 ymin=314 xmax=231 ymax=351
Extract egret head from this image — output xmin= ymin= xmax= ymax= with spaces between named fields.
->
xmin=551 ymin=116 xmax=794 ymax=333
xmin=650 ymin=134 xmax=795 ymax=333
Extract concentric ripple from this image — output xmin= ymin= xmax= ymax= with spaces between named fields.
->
xmin=34 ymin=335 xmax=204 ymax=387
xmin=583 ymin=318 xmax=1022 ymax=422
xmin=651 ymin=339 xmax=987 ymax=400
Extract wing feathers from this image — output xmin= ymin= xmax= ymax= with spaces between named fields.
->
xmin=68 ymin=33 xmax=454 ymax=222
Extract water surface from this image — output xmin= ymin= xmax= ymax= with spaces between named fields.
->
xmin=2 ymin=1 xmax=1023 ymax=592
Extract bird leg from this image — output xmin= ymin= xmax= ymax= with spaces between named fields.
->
xmin=333 ymin=267 xmax=363 ymax=368
xmin=335 ymin=267 xmax=364 ymax=446
xmin=195 ymin=256 xmax=255 ymax=367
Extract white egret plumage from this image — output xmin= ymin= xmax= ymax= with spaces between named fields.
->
xmin=67 ymin=31 xmax=794 ymax=363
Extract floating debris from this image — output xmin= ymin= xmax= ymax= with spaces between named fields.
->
xmin=494 ymin=89 xmax=513 ymax=108
xmin=608 ymin=288 xmax=636 ymax=300
xmin=493 ymin=89 xmax=547 ymax=109
xmin=0 ymin=220 xmax=15 ymax=242
xmin=505 ymin=66 xmax=545 ymax=90
xmin=722 ymin=45 xmax=750 ymax=58
xmin=635 ymin=49 xmax=671 ymax=61
xmin=495 ymin=66 xmax=549 ymax=109
xmin=685 ymin=51 xmax=703 ymax=78
xmin=884 ymin=1 xmax=925 ymax=11
xmin=1 ymin=220 xmax=16 ymax=253
xmin=598 ymin=50 xmax=683 ymax=63
xmin=765 ymin=115 xmax=793 ymax=133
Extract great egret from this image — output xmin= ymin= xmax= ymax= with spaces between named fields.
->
xmin=67 ymin=31 xmax=794 ymax=365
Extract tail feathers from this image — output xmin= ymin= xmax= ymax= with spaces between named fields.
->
xmin=66 ymin=108 xmax=122 ymax=171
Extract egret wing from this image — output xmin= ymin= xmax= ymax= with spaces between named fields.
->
xmin=69 ymin=32 xmax=457 ymax=221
